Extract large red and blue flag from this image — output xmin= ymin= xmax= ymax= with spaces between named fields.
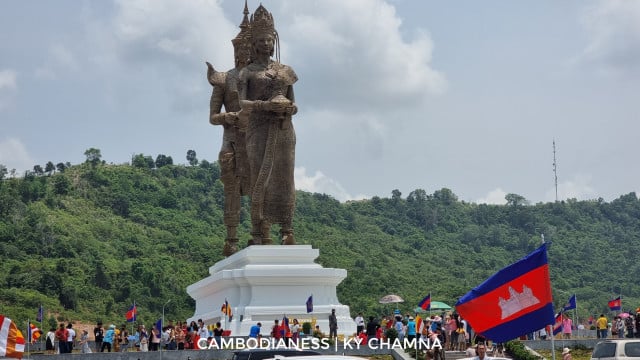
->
xmin=126 ymin=304 xmax=137 ymax=322
xmin=455 ymin=243 xmax=555 ymax=343
xmin=418 ymin=294 xmax=431 ymax=311
xmin=608 ymin=297 xmax=621 ymax=311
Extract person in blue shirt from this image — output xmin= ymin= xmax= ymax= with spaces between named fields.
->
xmin=407 ymin=316 xmax=417 ymax=341
xmin=249 ymin=322 xmax=262 ymax=338
xmin=101 ymin=324 xmax=115 ymax=352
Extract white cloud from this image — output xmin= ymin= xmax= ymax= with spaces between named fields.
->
xmin=0 ymin=138 xmax=35 ymax=174
xmin=475 ymin=188 xmax=507 ymax=205
xmin=0 ymin=69 xmax=17 ymax=110
xmin=280 ymin=0 xmax=446 ymax=111
xmin=0 ymin=69 xmax=17 ymax=90
xmin=580 ymin=0 xmax=640 ymax=72
xmin=544 ymin=174 xmax=597 ymax=201
xmin=295 ymin=167 xmax=367 ymax=202
xmin=111 ymin=0 xmax=236 ymax=68
xmin=34 ymin=44 xmax=79 ymax=80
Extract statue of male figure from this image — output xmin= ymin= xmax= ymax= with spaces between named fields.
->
xmin=207 ymin=3 xmax=252 ymax=256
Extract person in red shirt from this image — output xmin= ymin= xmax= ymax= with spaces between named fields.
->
xmin=55 ymin=323 xmax=69 ymax=353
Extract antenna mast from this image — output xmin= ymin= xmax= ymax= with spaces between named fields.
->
xmin=553 ymin=140 xmax=558 ymax=202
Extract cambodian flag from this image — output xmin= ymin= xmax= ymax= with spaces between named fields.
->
xmin=608 ymin=297 xmax=621 ymax=311
xmin=455 ymin=243 xmax=555 ymax=343
xmin=126 ymin=304 xmax=137 ymax=322
xmin=552 ymin=312 xmax=563 ymax=335
xmin=418 ymin=294 xmax=431 ymax=311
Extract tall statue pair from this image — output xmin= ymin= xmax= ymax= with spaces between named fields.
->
xmin=207 ymin=2 xmax=298 ymax=256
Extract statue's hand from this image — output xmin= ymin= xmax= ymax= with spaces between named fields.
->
xmin=284 ymin=104 xmax=298 ymax=116
xmin=269 ymin=100 xmax=293 ymax=114
xmin=225 ymin=112 xmax=239 ymax=126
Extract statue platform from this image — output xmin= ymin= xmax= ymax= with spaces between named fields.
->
xmin=186 ymin=245 xmax=356 ymax=336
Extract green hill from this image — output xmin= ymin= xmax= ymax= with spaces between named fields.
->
xmin=1 ymin=150 xmax=639 ymax=330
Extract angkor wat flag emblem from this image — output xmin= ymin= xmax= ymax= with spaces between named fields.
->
xmin=455 ymin=243 xmax=555 ymax=343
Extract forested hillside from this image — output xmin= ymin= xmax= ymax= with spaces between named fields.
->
xmin=1 ymin=149 xmax=639 ymax=330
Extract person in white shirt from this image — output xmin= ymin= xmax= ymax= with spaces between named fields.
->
xmin=355 ymin=313 xmax=365 ymax=335
xmin=66 ymin=323 xmax=76 ymax=353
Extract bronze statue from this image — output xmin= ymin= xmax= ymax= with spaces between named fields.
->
xmin=207 ymin=2 xmax=252 ymax=256
xmin=238 ymin=4 xmax=298 ymax=246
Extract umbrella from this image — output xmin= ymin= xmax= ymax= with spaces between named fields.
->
xmin=430 ymin=301 xmax=452 ymax=310
xmin=414 ymin=307 xmax=427 ymax=313
xmin=379 ymin=294 xmax=405 ymax=304
xmin=619 ymin=312 xmax=630 ymax=319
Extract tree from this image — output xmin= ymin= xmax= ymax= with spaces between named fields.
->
xmin=155 ymin=154 xmax=173 ymax=168
xmin=84 ymin=148 xmax=102 ymax=166
xmin=33 ymin=165 xmax=44 ymax=176
xmin=56 ymin=162 xmax=67 ymax=173
xmin=0 ymin=164 xmax=7 ymax=180
xmin=186 ymin=149 xmax=198 ymax=166
xmin=505 ymin=193 xmax=528 ymax=207
xmin=45 ymin=161 xmax=55 ymax=175
xmin=391 ymin=189 xmax=402 ymax=201
xmin=132 ymin=154 xmax=155 ymax=169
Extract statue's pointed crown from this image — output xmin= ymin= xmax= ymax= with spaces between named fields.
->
xmin=232 ymin=0 xmax=251 ymax=47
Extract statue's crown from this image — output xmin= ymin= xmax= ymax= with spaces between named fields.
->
xmin=232 ymin=0 xmax=251 ymax=47
xmin=250 ymin=4 xmax=275 ymax=39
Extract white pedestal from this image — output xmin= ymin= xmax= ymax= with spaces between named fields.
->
xmin=186 ymin=245 xmax=355 ymax=336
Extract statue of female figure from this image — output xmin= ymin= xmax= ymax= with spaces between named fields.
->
xmin=238 ymin=4 xmax=298 ymax=246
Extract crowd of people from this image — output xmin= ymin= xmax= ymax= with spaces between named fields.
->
xmin=38 ymin=309 xmax=640 ymax=355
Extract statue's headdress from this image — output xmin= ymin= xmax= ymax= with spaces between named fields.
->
xmin=249 ymin=4 xmax=280 ymax=62
xmin=232 ymin=0 xmax=252 ymax=67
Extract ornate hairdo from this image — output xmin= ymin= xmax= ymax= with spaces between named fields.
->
xmin=249 ymin=4 xmax=280 ymax=62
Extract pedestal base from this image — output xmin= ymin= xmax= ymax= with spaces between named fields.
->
xmin=187 ymin=245 xmax=355 ymax=336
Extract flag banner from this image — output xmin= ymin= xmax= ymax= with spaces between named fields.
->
xmin=0 ymin=315 xmax=25 ymax=359
xmin=36 ymin=306 xmax=43 ymax=323
xmin=221 ymin=299 xmax=233 ymax=321
xmin=281 ymin=316 xmax=289 ymax=338
xmin=563 ymin=294 xmax=577 ymax=312
xmin=552 ymin=312 xmax=563 ymax=335
xmin=415 ymin=315 xmax=423 ymax=335
xmin=28 ymin=323 xmax=41 ymax=343
xmin=306 ymin=295 xmax=313 ymax=313
xmin=455 ymin=243 xmax=555 ymax=343
xmin=418 ymin=294 xmax=431 ymax=310
xmin=156 ymin=319 xmax=162 ymax=332
xmin=126 ymin=304 xmax=137 ymax=322
xmin=608 ymin=297 xmax=621 ymax=311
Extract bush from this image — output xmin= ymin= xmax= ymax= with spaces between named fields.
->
xmin=302 ymin=322 xmax=312 ymax=335
xmin=505 ymin=340 xmax=542 ymax=360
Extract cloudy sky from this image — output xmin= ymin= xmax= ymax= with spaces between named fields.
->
xmin=1 ymin=0 xmax=638 ymax=204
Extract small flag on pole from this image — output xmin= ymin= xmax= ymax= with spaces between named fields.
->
xmin=552 ymin=312 xmax=563 ymax=335
xmin=415 ymin=315 xmax=424 ymax=335
xmin=306 ymin=295 xmax=313 ymax=313
xmin=221 ymin=299 xmax=233 ymax=321
xmin=563 ymin=294 xmax=577 ymax=312
xmin=608 ymin=297 xmax=621 ymax=311
xmin=27 ymin=323 xmax=41 ymax=344
xmin=36 ymin=306 xmax=43 ymax=323
xmin=126 ymin=304 xmax=137 ymax=322
xmin=0 ymin=315 xmax=26 ymax=359
xmin=418 ymin=294 xmax=431 ymax=311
